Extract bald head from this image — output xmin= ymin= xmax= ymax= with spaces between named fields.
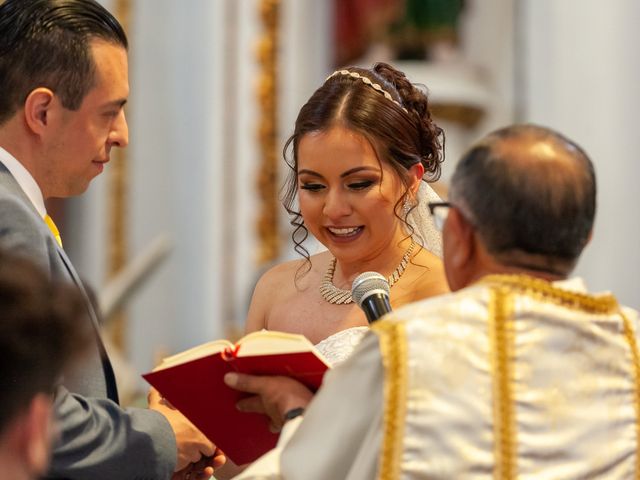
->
xmin=449 ymin=124 xmax=596 ymax=274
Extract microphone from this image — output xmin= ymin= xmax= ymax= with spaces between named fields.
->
xmin=351 ymin=272 xmax=392 ymax=324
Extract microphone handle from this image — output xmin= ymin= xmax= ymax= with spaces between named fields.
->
xmin=361 ymin=293 xmax=392 ymax=324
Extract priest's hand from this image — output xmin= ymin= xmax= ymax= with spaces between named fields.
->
xmin=223 ymin=373 xmax=314 ymax=432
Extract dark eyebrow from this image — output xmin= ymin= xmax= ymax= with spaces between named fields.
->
xmin=297 ymin=166 xmax=379 ymax=178
xmin=339 ymin=166 xmax=378 ymax=178
xmin=103 ymin=98 xmax=128 ymax=109
xmin=298 ymin=169 xmax=322 ymax=178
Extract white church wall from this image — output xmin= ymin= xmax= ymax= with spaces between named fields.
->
xmin=521 ymin=0 xmax=640 ymax=308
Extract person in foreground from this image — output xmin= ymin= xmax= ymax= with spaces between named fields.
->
xmin=0 ymin=1 xmax=222 ymax=478
xmin=245 ymin=62 xmax=449 ymax=365
xmin=0 ymin=250 xmax=91 ymax=480
xmin=228 ymin=124 xmax=640 ymax=479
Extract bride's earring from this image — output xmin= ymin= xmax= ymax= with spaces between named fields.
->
xmin=403 ymin=196 xmax=413 ymax=217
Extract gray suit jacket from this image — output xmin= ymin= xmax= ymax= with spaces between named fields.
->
xmin=0 ymin=163 xmax=177 ymax=479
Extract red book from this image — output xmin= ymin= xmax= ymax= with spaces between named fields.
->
xmin=142 ymin=330 xmax=331 ymax=465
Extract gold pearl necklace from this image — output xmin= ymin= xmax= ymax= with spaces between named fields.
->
xmin=319 ymin=241 xmax=416 ymax=305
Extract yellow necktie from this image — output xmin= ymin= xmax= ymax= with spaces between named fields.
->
xmin=44 ymin=214 xmax=63 ymax=248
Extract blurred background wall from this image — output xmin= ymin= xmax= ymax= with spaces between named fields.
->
xmin=58 ymin=0 xmax=640 ymax=401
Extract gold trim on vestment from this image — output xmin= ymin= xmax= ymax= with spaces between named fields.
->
xmin=620 ymin=309 xmax=640 ymax=479
xmin=480 ymin=274 xmax=619 ymax=314
xmin=489 ymin=286 xmax=516 ymax=480
xmin=481 ymin=274 xmax=631 ymax=478
xmin=372 ymin=318 xmax=408 ymax=480
xmin=371 ymin=275 xmax=638 ymax=478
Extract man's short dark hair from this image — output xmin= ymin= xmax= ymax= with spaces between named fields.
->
xmin=0 ymin=0 xmax=128 ymax=124
xmin=450 ymin=124 xmax=596 ymax=263
xmin=0 ymin=250 xmax=90 ymax=433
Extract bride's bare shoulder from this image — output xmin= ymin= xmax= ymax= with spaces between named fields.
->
xmin=245 ymin=252 xmax=332 ymax=333
xmin=409 ymin=248 xmax=449 ymax=297
xmin=254 ymin=251 xmax=332 ymax=294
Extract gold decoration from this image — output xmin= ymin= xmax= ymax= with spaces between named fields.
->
xmin=430 ymin=102 xmax=485 ymax=129
xmin=481 ymin=274 xmax=623 ymax=478
xmin=372 ymin=318 xmax=408 ymax=480
xmin=326 ymin=69 xmax=408 ymax=112
xmin=106 ymin=0 xmax=132 ymax=351
xmin=620 ymin=309 xmax=640 ymax=478
xmin=256 ymin=0 xmax=281 ymax=265
xmin=371 ymin=274 xmax=636 ymax=478
xmin=489 ymin=286 xmax=516 ymax=480
xmin=480 ymin=274 xmax=619 ymax=314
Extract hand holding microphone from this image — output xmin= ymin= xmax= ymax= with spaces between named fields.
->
xmin=351 ymin=272 xmax=392 ymax=323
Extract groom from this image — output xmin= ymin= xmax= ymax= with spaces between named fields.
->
xmin=227 ymin=124 xmax=640 ymax=478
xmin=0 ymin=1 xmax=220 ymax=478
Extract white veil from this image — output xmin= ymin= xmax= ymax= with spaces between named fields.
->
xmin=407 ymin=182 xmax=443 ymax=258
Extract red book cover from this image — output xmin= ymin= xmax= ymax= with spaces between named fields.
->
xmin=142 ymin=331 xmax=330 ymax=465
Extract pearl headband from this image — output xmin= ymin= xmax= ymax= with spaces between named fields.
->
xmin=326 ymin=69 xmax=408 ymax=113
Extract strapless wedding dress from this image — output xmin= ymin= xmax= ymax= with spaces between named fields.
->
xmin=314 ymin=326 xmax=369 ymax=366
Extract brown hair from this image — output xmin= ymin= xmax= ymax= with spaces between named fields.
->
xmin=0 ymin=250 xmax=90 ymax=432
xmin=282 ymin=62 xmax=444 ymax=265
xmin=0 ymin=0 xmax=128 ymax=124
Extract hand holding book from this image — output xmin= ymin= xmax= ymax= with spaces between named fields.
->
xmin=147 ymin=386 xmax=219 ymax=473
xmin=224 ymin=372 xmax=315 ymax=433
xmin=143 ymin=330 xmax=330 ymax=465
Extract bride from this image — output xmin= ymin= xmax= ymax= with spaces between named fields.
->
xmin=244 ymin=62 xmax=448 ymax=365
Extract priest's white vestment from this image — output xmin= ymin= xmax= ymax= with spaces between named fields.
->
xmin=236 ymin=274 xmax=640 ymax=479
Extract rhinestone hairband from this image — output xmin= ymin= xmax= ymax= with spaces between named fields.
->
xmin=326 ymin=69 xmax=408 ymax=113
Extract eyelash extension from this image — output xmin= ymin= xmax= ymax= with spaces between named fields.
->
xmin=349 ymin=180 xmax=374 ymax=190
xmin=300 ymin=183 xmax=325 ymax=191
xmin=299 ymin=180 xmax=377 ymax=192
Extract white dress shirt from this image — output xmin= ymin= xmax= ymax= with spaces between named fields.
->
xmin=0 ymin=146 xmax=47 ymax=216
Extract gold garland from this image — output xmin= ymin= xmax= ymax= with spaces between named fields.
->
xmin=107 ymin=0 xmax=132 ymax=351
xmin=256 ymin=0 xmax=281 ymax=265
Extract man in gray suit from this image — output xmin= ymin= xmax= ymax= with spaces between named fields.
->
xmin=0 ymin=1 xmax=222 ymax=478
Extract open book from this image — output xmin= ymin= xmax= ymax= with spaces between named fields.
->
xmin=143 ymin=330 xmax=331 ymax=465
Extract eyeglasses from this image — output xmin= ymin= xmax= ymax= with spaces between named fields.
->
xmin=427 ymin=202 xmax=452 ymax=231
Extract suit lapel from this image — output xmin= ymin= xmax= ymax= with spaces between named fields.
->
xmin=1 ymin=161 xmax=119 ymax=402
xmin=56 ymin=245 xmax=99 ymax=324
xmin=54 ymin=244 xmax=120 ymax=403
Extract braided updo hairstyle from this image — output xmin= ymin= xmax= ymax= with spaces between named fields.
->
xmin=282 ymin=62 xmax=445 ymax=264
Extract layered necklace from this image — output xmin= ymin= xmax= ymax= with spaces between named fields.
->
xmin=319 ymin=241 xmax=416 ymax=305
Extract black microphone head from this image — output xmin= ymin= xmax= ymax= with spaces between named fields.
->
xmin=351 ymin=271 xmax=390 ymax=307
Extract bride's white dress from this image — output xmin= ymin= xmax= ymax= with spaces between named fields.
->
xmin=314 ymin=183 xmax=443 ymax=366
xmin=314 ymin=326 xmax=369 ymax=366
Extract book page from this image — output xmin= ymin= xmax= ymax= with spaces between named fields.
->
xmin=155 ymin=339 xmax=234 ymax=369
xmin=237 ymin=330 xmax=323 ymax=358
